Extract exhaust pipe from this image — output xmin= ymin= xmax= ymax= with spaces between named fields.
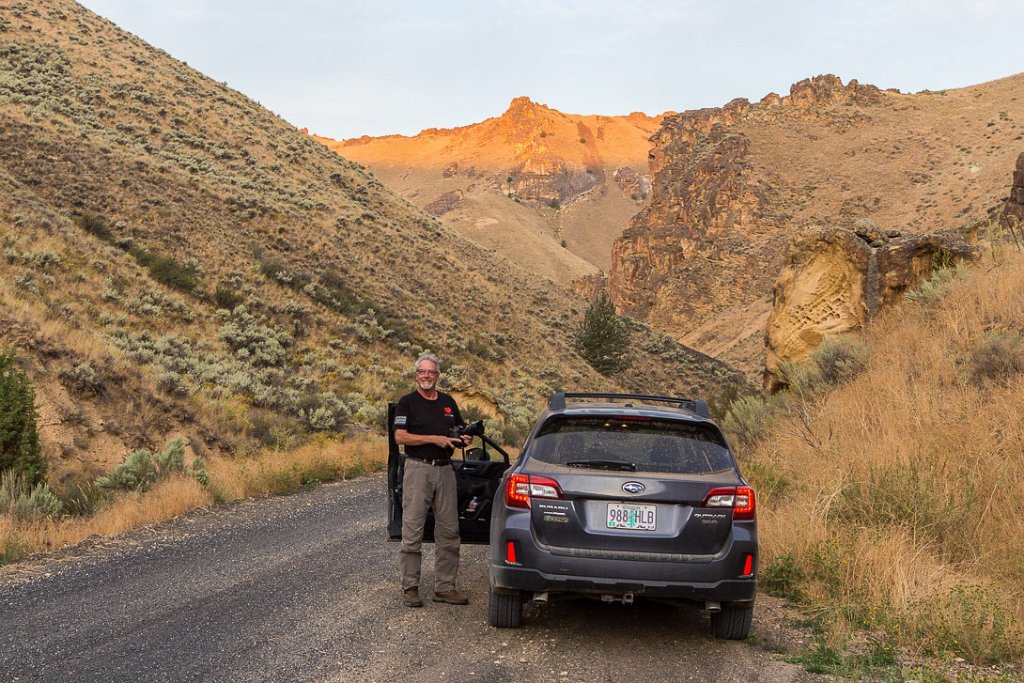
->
xmin=705 ymin=601 xmax=721 ymax=613
xmin=532 ymin=592 xmax=549 ymax=604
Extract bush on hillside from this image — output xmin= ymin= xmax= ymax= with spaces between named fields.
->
xmin=968 ymin=330 xmax=1024 ymax=386
xmin=0 ymin=350 xmax=45 ymax=486
xmin=723 ymin=394 xmax=776 ymax=450
xmin=574 ymin=292 xmax=631 ymax=375
xmin=904 ymin=263 xmax=968 ymax=306
xmin=811 ymin=337 xmax=869 ymax=385
xmin=96 ymin=438 xmax=202 ymax=492
xmin=0 ymin=472 xmax=63 ymax=520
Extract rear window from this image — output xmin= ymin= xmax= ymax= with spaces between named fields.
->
xmin=529 ymin=416 xmax=733 ymax=474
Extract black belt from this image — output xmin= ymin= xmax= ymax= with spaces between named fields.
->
xmin=405 ymin=455 xmax=451 ymax=467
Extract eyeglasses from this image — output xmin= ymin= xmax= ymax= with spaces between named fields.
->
xmin=415 ymin=369 xmax=439 ymax=376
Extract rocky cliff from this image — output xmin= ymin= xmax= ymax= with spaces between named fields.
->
xmin=764 ymin=226 xmax=979 ymax=391
xmin=607 ymin=73 xmax=1024 ymax=376
xmin=1002 ymin=151 xmax=1024 ymax=228
xmin=314 ymin=98 xmax=666 ymax=276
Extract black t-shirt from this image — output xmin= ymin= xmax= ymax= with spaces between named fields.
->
xmin=394 ymin=390 xmax=464 ymax=460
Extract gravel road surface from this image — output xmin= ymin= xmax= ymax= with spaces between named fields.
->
xmin=0 ymin=475 xmax=824 ymax=682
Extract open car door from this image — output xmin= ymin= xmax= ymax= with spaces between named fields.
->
xmin=387 ymin=403 xmax=511 ymax=544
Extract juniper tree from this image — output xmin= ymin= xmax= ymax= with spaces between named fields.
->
xmin=0 ymin=351 xmax=45 ymax=486
xmin=575 ymin=292 xmax=631 ymax=375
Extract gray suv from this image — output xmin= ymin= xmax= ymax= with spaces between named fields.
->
xmin=487 ymin=392 xmax=757 ymax=639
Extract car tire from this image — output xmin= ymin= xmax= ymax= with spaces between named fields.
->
xmin=710 ymin=603 xmax=753 ymax=640
xmin=488 ymin=587 xmax=523 ymax=628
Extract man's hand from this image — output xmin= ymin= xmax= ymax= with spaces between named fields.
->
xmin=438 ymin=435 xmax=465 ymax=449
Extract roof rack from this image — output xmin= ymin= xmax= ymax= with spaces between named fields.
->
xmin=548 ymin=392 xmax=710 ymax=418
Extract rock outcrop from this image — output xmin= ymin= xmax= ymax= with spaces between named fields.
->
xmin=609 ymin=76 xmax=887 ymax=331
xmin=608 ymin=97 xmax=776 ymax=334
xmin=764 ymin=227 xmax=979 ymax=391
xmin=1001 ymin=151 xmax=1024 ymax=227
xmin=606 ymin=73 xmax=1023 ymax=376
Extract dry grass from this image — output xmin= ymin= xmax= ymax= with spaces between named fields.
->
xmin=751 ymin=250 xmax=1024 ymax=663
xmin=207 ymin=436 xmax=386 ymax=501
xmin=0 ymin=476 xmax=211 ymax=559
xmin=0 ymin=436 xmax=386 ymax=564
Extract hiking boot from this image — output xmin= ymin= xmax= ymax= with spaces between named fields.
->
xmin=403 ymin=588 xmax=423 ymax=608
xmin=432 ymin=590 xmax=469 ymax=605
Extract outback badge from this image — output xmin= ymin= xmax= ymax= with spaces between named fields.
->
xmin=622 ymin=481 xmax=645 ymax=494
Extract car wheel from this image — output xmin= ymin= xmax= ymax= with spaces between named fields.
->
xmin=488 ymin=587 xmax=523 ymax=628
xmin=710 ymin=603 xmax=753 ymax=640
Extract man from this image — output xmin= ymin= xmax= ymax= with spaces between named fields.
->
xmin=393 ymin=353 xmax=471 ymax=608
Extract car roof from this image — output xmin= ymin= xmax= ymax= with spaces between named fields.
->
xmin=546 ymin=392 xmax=713 ymax=424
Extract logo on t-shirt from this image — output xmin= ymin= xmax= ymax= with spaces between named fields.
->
xmin=443 ymin=407 xmax=452 ymax=415
xmin=394 ymin=415 xmax=407 ymax=426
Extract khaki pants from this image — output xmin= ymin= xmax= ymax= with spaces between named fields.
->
xmin=399 ymin=458 xmax=460 ymax=592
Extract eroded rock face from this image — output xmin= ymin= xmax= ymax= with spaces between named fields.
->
xmin=1001 ymin=152 xmax=1024 ymax=226
xmin=608 ymin=98 xmax=776 ymax=331
xmin=764 ymin=227 xmax=979 ymax=391
xmin=609 ymin=76 xmax=888 ymax=336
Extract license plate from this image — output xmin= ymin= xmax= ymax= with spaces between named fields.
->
xmin=607 ymin=503 xmax=656 ymax=530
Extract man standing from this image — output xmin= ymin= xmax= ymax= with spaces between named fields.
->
xmin=393 ymin=353 xmax=471 ymax=608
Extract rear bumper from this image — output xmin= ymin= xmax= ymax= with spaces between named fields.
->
xmin=491 ymin=564 xmax=756 ymax=603
xmin=490 ymin=519 xmax=758 ymax=604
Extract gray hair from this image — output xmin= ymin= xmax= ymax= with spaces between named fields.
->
xmin=414 ymin=353 xmax=441 ymax=373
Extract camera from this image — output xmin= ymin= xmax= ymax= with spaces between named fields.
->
xmin=448 ymin=420 xmax=485 ymax=447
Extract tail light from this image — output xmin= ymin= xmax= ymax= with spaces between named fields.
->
xmin=505 ymin=474 xmax=563 ymax=509
xmin=742 ymin=553 xmax=754 ymax=577
xmin=702 ymin=486 xmax=756 ymax=520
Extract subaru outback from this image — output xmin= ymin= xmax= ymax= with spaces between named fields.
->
xmin=487 ymin=392 xmax=757 ymax=639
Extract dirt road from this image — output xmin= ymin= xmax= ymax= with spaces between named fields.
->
xmin=0 ymin=476 xmax=823 ymax=682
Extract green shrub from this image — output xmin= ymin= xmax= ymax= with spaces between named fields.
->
xmin=722 ymin=394 xmax=775 ymax=449
xmin=905 ymin=263 xmax=967 ymax=306
xmin=56 ymin=477 xmax=106 ymax=516
xmin=0 ymin=472 xmax=63 ymax=519
xmin=96 ymin=449 xmax=159 ymax=492
xmin=500 ymin=417 xmax=532 ymax=448
xmin=58 ymin=362 xmax=104 ymax=396
xmin=213 ymin=286 xmax=244 ymax=310
xmin=141 ymin=252 xmax=201 ymax=294
xmin=811 ymin=337 xmax=869 ymax=385
xmin=0 ymin=350 xmax=45 ymax=486
xmin=74 ymin=214 xmax=115 ymax=243
xmin=761 ymin=554 xmax=805 ymax=601
xmin=218 ymin=306 xmax=293 ymax=368
xmin=96 ymin=438 xmax=197 ymax=492
xmin=155 ymin=437 xmax=185 ymax=476
xmin=778 ymin=359 xmax=824 ymax=397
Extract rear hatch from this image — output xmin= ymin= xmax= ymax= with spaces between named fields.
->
xmin=521 ymin=414 xmax=745 ymax=557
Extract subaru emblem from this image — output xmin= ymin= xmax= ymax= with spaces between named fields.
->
xmin=622 ymin=481 xmax=645 ymax=494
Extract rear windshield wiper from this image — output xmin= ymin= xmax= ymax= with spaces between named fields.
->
xmin=565 ymin=459 xmax=637 ymax=472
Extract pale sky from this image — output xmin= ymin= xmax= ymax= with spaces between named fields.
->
xmin=79 ymin=0 xmax=1022 ymax=140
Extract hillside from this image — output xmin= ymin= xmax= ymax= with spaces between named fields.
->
xmin=609 ymin=74 xmax=1024 ymax=376
xmin=315 ymin=98 xmax=667 ymax=280
xmin=0 ymin=0 xmax=747 ymax=490
xmin=745 ymin=247 xmax=1024 ymax=669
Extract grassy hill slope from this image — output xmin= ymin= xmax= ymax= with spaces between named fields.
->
xmin=0 ymin=0 xmax=747 ymax=493
xmin=742 ymin=248 xmax=1024 ymax=669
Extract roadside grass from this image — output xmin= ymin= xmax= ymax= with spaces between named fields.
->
xmin=735 ymin=251 xmax=1024 ymax=673
xmin=206 ymin=437 xmax=386 ymax=501
xmin=0 ymin=437 xmax=386 ymax=565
